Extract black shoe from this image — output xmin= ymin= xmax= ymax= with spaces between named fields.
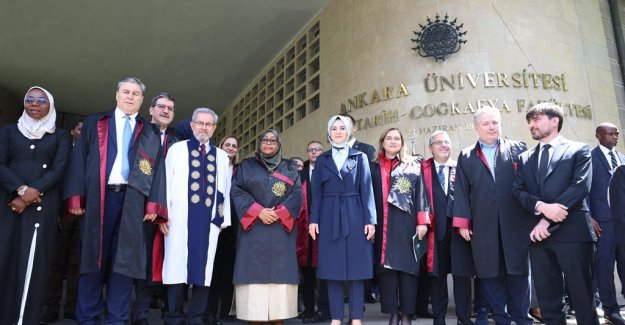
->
xmin=457 ymin=318 xmax=474 ymax=325
xmin=133 ymin=319 xmax=150 ymax=325
xmin=304 ymin=312 xmax=331 ymax=324
xmin=414 ymin=311 xmax=434 ymax=319
xmin=364 ymin=294 xmax=377 ymax=304
xmin=220 ymin=315 xmax=236 ymax=322
xmin=203 ymin=314 xmax=217 ymax=325
xmin=605 ymin=312 xmax=625 ymax=325
xmin=63 ymin=311 xmax=77 ymax=321
xmin=40 ymin=310 xmax=59 ymax=324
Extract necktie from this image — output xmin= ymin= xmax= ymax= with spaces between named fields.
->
xmin=609 ymin=151 xmax=618 ymax=170
xmin=438 ymin=165 xmax=446 ymax=191
xmin=538 ymin=144 xmax=551 ymax=186
xmin=160 ymin=131 xmax=165 ymax=146
xmin=121 ymin=115 xmax=132 ymax=180
xmin=200 ymin=143 xmax=206 ymax=156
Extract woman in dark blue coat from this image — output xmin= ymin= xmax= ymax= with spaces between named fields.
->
xmin=309 ymin=115 xmax=376 ymax=325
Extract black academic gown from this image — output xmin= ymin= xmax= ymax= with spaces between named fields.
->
xmin=145 ymin=129 xmax=178 ymax=283
xmin=452 ymin=139 xmax=532 ymax=278
xmin=371 ymin=156 xmax=429 ymax=276
xmin=63 ymin=110 xmax=167 ymax=279
xmin=0 ymin=125 xmax=71 ymax=325
xmin=231 ymin=156 xmax=302 ymax=284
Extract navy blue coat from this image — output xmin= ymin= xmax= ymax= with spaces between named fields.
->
xmin=309 ymin=148 xmax=376 ymax=280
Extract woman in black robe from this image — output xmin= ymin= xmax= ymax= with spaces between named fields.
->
xmin=0 ymin=86 xmax=70 ymax=325
xmin=231 ymin=129 xmax=302 ymax=324
xmin=370 ymin=128 xmax=430 ymax=325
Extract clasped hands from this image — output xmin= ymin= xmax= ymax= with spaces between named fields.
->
xmin=9 ymin=187 xmax=41 ymax=214
xmin=308 ymin=223 xmax=376 ymax=241
xmin=530 ymin=202 xmax=568 ymax=242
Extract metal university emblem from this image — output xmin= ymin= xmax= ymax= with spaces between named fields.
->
xmin=138 ymin=159 xmax=152 ymax=175
xmin=411 ymin=13 xmax=467 ymax=62
xmin=272 ymin=181 xmax=287 ymax=197
xmin=392 ymin=176 xmax=412 ymax=194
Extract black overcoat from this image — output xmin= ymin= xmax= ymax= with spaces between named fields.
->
xmin=231 ymin=156 xmax=302 ymax=284
xmin=0 ymin=126 xmax=70 ymax=325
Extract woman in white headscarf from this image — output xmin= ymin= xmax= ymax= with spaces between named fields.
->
xmin=0 ymin=87 xmax=71 ymax=325
xmin=309 ymin=115 xmax=377 ymax=325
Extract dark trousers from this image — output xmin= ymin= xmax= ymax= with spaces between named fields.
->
xmin=430 ymin=275 xmax=472 ymax=322
xmin=530 ymin=242 xmax=599 ymax=325
xmin=415 ymin=260 xmax=431 ymax=314
xmin=377 ymin=271 xmax=418 ymax=315
xmin=481 ymin=272 xmax=532 ymax=325
xmin=167 ymin=284 xmax=209 ymax=325
xmin=327 ymin=280 xmax=364 ymax=320
xmin=77 ymin=190 xmax=133 ymax=325
xmin=133 ymin=279 xmax=166 ymax=321
xmin=595 ymin=220 xmax=624 ymax=313
xmin=43 ymin=217 xmax=80 ymax=317
xmin=318 ymin=279 xmax=330 ymax=316
xmin=207 ymin=228 xmax=235 ymax=318
xmin=300 ymin=266 xmax=318 ymax=314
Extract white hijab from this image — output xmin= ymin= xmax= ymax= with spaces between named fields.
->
xmin=326 ymin=115 xmax=353 ymax=149
xmin=17 ymin=86 xmax=57 ymax=139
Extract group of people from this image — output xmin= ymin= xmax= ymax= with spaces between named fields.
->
xmin=0 ymin=76 xmax=623 ymax=325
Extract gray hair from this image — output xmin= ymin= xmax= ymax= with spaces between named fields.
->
xmin=192 ymin=107 xmax=219 ymax=124
xmin=428 ymin=130 xmax=450 ymax=145
xmin=472 ymin=106 xmax=501 ymax=126
xmin=117 ymin=77 xmax=146 ymax=94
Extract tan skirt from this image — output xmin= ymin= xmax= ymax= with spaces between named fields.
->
xmin=235 ymin=283 xmax=298 ymax=321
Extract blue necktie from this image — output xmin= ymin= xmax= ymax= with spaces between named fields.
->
xmin=121 ymin=115 xmax=132 ymax=180
xmin=438 ymin=165 xmax=446 ymax=191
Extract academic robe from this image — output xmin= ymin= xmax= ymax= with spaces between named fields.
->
xmin=371 ymin=155 xmax=430 ymax=276
xmin=161 ymin=140 xmax=231 ymax=286
xmin=146 ymin=129 xmax=178 ymax=283
xmin=0 ymin=126 xmax=70 ymax=325
xmin=421 ymin=158 xmax=474 ymax=277
xmin=296 ymin=161 xmax=318 ymax=267
xmin=64 ymin=110 xmax=167 ymax=279
xmin=231 ymin=156 xmax=302 ymax=284
xmin=610 ymin=165 xmax=625 ymax=256
xmin=309 ymin=148 xmax=377 ymax=281
xmin=452 ymin=139 xmax=532 ymax=278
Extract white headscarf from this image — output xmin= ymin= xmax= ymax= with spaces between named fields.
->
xmin=327 ymin=115 xmax=353 ymax=149
xmin=17 ymin=86 xmax=57 ymax=139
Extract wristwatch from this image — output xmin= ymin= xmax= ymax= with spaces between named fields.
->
xmin=17 ymin=185 xmax=28 ymax=196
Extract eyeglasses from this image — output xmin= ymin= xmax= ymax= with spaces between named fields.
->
xmin=307 ymin=147 xmax=323 ymax=153
xmin=155 ymin=104 xmax=175 ymax=112
xmin=431 ymin=140 xmax=450 ymax=146
xmin=261 ymin=138 xmax=278 ymax=145
xmin=24 ymin=97 xmax=49 ymax=104
xmin=193 ymin=121 xmax=215 ymax=128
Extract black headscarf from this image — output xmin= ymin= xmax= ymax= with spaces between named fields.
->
xmin=257 ymin=129 xmax=282 ymax=172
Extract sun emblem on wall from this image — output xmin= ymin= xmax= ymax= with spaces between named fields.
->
xmin=411 ymin=13 xmax=467 ymax=62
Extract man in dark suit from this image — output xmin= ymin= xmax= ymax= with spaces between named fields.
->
xmin=132 ymin=92 xmax=178 ymax=325
xmin=340 ymin=113 xmax=376 ymax=162
xmin=512 ymin=103 xmax=599 ymax=324
xmin=64 ymin=77 xmax=167 ymax=325
xmin=589 ymin=122 xmax=625 ymax=325
xmin=453 ymin=106 xmax=533 ymax=325
xmin=422 ymin=131 xmax=475 ymax=325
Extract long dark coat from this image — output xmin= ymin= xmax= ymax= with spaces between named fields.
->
xmin=64 ymin=110 xmax=167 ymax=279
xmin=231 ymin=156 xmax=302 ymax=284
xmin=0 ymin=126 xmax=70 ymax=325
xmin=309 ymin=148 xmax=376 ymax=281
xmin=452 ymin=139 xmax=532 ymax=278
xmin=421 ymin=158 xmax=474 ymax=277
xmin=371 ymin=156 xmax=429 ymax=276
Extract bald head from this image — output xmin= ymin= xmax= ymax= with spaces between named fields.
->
xmin=596 ymin=122 xmax=620 ymax=149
